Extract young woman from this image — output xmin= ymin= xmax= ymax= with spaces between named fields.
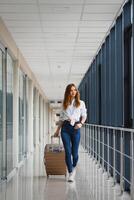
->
xmin=54 ymin=83 xmax=87 ymax=182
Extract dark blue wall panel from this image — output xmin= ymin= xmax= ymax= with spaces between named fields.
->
xmin=78 ymin=0 xmax=132 ymax=192
xmin=123 ymin=1 xmax=131 ymax=191
xmin=110 ymin=27 xmax=116 ymax=126
xmin=115 ymin=15 xmax=123 ymax=127
xmin=105 ymin=36 xmax=110 ymax=125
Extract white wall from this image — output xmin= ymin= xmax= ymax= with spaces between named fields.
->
xmin=0 ymin=17 xmax=50 ymax=177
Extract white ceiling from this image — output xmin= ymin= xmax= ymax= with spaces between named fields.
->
xmin=0 ymin=0 xmax=125 ymax=100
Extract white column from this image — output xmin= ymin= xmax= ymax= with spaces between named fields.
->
xmin=35 ymin=91 xmax=39 ymax=146
xmin=51 ymin=110 xmax=56 ymax=135
xmin=43 ymin=102 xmax=49 ymax=145
xmin=27 ymin=79 xmax=34 ymax=153
xmin=48 ymin=106 xmax=52 ymax=143
xmin=39 ymin=97 xmax=43 ymax=147
xmin=41 ymin=99 xmax=44 ymax=146
xmin=13 ymin=60 xmax=19 ymax=168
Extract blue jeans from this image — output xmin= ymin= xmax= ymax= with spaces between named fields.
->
xmin=61 ymin=121 xmax=80 ymax=173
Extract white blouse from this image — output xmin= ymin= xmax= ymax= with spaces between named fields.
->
xmin=59 ymin=99 xmax=87 ymax=126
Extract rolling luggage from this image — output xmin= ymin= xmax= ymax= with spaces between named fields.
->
xmin=44 ymin=136 xmax=66 ymax=177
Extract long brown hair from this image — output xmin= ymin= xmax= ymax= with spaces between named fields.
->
xmin=63 ymin=83 xmax=80 ymax=110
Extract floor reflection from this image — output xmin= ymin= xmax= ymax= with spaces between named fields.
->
xmin=0 ymin=145 xmax=131 ymax=200
xmin=65 ymin=181 xmax=78 ymax=200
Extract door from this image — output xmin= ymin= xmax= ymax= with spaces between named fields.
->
xmin=0 ymin=49 xmax=3 ymax=180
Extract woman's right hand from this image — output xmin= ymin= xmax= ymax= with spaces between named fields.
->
xmin=54 ymin=130 xmax=60 ymax=137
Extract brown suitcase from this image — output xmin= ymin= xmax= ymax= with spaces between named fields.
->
xmin=44 ymin=136 xmax=66 ymax=177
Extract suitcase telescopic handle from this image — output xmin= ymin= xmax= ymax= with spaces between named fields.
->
xmin=51 ymin=135 xmax=60 ymax=145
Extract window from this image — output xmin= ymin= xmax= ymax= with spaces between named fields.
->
xmin=0 ymin=49 xmax=3 ymax=180
xmin=6 ymin=53 xmax=14 ymax=175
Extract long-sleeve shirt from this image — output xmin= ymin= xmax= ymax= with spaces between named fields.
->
xmin=59 ymin=99 xmax=87 ymax=126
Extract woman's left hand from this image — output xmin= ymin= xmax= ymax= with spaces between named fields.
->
xmin=74 ymin=123 xmax=82 ymax=129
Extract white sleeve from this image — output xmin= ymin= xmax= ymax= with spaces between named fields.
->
xmin=59 ymin=110 xmax=64 ymax=121
xmin=80 ymin=101 xmax=87 ymax=118
xmin=59 ymin=110 xmax=70 ymax=121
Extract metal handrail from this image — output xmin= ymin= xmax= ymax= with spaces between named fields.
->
xmin=85 ymin=123 xmax=134 ymax=132
xmin=81 ymin=123 xmax=134 ymax=199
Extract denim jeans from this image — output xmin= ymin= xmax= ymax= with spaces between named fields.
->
xmin=61 ymin=121 xmax=80 ymax=173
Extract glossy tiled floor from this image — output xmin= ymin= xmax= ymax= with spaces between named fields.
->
xmin=0 ymin=146 xmax=131 ymax=200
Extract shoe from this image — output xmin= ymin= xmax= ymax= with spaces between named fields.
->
xmin=68 ymin=172 xmax=74 ymax=182
xmin=68 ymin=167 xmax=77 ymax=182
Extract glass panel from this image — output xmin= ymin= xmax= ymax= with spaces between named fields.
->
xmin=6 ymin=53 xmax=13 ymax=175
xmin=23 ymin=75 xmax=27 ymax=155
xmin=19 ymin=71 xmax=27 ymax=161
xmin=33 ymin=88 xmax=36 ymax=147
xmin=39 ymin=95 xmax=41 ymax=143
xmin=0 ymin=50 xmax=3 ymax=179
xmin=19 ymin=71 xmax=25 ymax=161
xmin=25 ymin=77 xmax=28 ymax=155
